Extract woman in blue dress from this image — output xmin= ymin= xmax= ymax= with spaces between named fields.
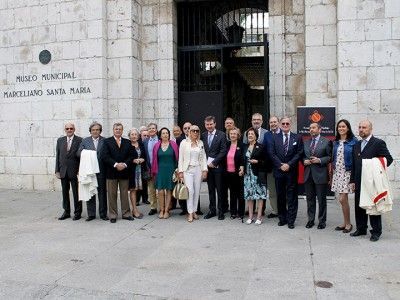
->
xmin=151 ymin=127 xmax=179 ymax=219
xmin=243 ymin=128 xmax=267 ymax=225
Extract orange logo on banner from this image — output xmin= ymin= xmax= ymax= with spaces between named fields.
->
xmin=309 ymin=110 xmax=324 ymax=123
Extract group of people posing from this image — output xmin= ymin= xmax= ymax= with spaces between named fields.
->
xmin=55 ymin=113 xmax=393 ymax=242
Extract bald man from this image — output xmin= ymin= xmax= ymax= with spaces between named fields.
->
xmin=350 ymin=120 xmax=393 ymax=242
xmin=55 ymin=123 xmax=83 ymax=220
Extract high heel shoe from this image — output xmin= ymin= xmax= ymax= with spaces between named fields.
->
xmin=163 ymin=211 xmax=170 ymax=219
xmin=158 ymin=210 xmax=164 ymax=219
xmin=193 ymin=213 xmax=199 ymax=220
xmin=187 ymin=213 xmax=193 ymax=223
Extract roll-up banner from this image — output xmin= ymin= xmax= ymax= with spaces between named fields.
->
xmin=297 ymin=106 xmax=336 ymax=196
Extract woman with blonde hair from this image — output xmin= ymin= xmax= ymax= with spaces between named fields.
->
xmin=178 ymin=125 xmax=208 ymax=222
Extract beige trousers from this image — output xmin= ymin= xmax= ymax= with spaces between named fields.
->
xmin=267 ymin=173 xmax=278 ymax=214
xmin=107 ymin=179 xmax=131 ymax=219
xmin=147 ymin=178 xmax=157 ymax=210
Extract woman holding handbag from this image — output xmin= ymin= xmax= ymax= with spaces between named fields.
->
xmin=178 ymin=125 xmax=208 ymax=222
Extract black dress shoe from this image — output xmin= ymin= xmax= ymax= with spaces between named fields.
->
xmin=267 ymin=213 xmax=278 ymax=219
xmin=278 ymin=221 xmax=287 ymax=226
xmin=204 ymin=212 xmax=216 ymax=219
xmin=370 ymin=235 xmax=380 ymax=242
xmin=306 ymin=221 xmax=315 ymax=228
xmin=58 ymin=212 xmax=70 ymax=220
xmin=86 ymin=216 xmax=95 ymax=222
xmin=143 ymin=200 xmax=150 ymax=204
xmin=196 ymin=210 xmax=203 ymax=216
xmin=350 ymin=230 xmax=367 ymax=237
xmin=148 ymin=209 xmax=157 ymax=215
xmin=110 ymin=218 xmax=116 ymax=223
xmin=218 ymin=214 xmax=225 ymax=220
xmin=122 ymin=216 xmax=135 ymax=221
xmin=73 ymin=215 xmax=81 ymax=221
xmin=288 ymin=224 xmax=295 ymax=229
xmin=100 ymin=216 xmax=109 ymax=221
xmin=136 ymin=201 xmax=141 ymax=206
xmin=317 ymin=223 xmax=326 ymax=229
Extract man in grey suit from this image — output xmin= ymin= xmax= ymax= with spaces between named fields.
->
xmin=77 ymin=121 xmax=108 ymax=221
xmin=303 ymin=122 xmax=332 ymax=229
xmin=243 ymin=113 xmax=268 ymax=144
xmin=55 ymin=122 xmax=83 ymax=220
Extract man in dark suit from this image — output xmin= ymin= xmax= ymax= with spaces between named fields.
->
xmin=77 ymin=121 xmax=108 ymax=221
xmin=201 ymin=116 xmax=226 ymax=220
xmin=201 ymin=116 xmax=227 ymax=220
xmin=102 ymin=123 xmax=135 ymax=223
xmin=268 ymin=117 xmax=303 ymax=229
xmin=303 ymin=122 xmax=332 ymax=229
xmin=350 ymin=120 xmax=393 ymax=242
xmin=137 ymin=126 xmax=150 ymax=205
xmin=55 ymin=122 xmax=83 ymax=220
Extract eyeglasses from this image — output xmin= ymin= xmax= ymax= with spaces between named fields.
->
xmin=65 ymin=128 xmax=74 ymax=130
xmin=183 ymin=127 xmax=190 ymax=130
xmin=281 ymin=123 xmax=290 ymax=126
xmin=191 ymin=130 xmax=200 ymax=133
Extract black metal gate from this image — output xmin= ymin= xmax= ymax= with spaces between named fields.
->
xmin=177 ymin=0 xmax=269 ymax=131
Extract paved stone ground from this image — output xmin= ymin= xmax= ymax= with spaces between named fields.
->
xmin=0 ymin=188 xmax=399 ymax=299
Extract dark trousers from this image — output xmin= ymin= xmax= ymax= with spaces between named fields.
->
xmin=304 ymin=177 xmax=327 ymax=224
xmin=137 ymin=179 xmax=148 ymax=203
xmin=86 ymin=175 xmax=107 ymax=218
xmin=225 ymin=172 xmax=244 ymax=216
xmin=355 ymin=189 xmax=382 ymax=236
xmin=207 ymin=168 xmax=223 ymax=214
xmin=275 ymin=172 xmax=298 ymax=225
xmin=61 ymin=175 xmax=82 ymax=216
xmin=221 ymin=175 xmax=229 ymax=213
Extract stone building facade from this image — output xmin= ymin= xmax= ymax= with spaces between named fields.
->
xmin=0 ymin=0 xmax=399 ymax=192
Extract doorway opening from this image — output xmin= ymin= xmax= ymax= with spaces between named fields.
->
xmin=177 ymin=0 xmax=269 ymax=131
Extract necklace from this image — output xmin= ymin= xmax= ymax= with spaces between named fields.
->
xmin=161 ymin=143 xmax=169 ymax=151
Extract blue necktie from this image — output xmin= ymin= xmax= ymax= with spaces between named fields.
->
xmin=361 ymin=139 xmax=367 ymax=152
xmin=283 ymin=133 xmax=288 ymax=155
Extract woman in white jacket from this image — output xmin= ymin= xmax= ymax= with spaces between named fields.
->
xmin=178 ymin=125 xmax=208 ymax=222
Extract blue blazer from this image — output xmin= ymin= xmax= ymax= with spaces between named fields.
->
xmin=268 ymin=131 xmax=303 ymax=178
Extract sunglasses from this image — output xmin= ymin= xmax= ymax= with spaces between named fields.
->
xmin=191 ymin=130 xmax=200 ymax=133
xmin=65 ymin=128 xmax=74 ymax=130
xmin=281 ymin=123 xmax=290 ymax=126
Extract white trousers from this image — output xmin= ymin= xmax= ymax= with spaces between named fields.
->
xmin=183 ymin=165 xmax=202 ymax=213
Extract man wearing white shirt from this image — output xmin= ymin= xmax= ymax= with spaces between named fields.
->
xmin=55 ymin=122 xmax=83 ymax=220
xmin=243 ymin=113 xmax=268 ymax=144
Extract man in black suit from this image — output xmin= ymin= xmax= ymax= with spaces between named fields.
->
xmin=303 ymin=123 xmax=332 ymax=229
xmin=137 ymin=126 xmax=150 ymax=205
xmin=350 ymin=120 xmax=393 ymax=242
xmin=77 ymin=121 xmax=108 ymax=221
xmin=268 ymin=117 xmax=303 ymax=229
xmin=201 ymin=115 xmax=227 ymax=220
xmin=55 ymin=122 xmax=83 ymax=220
xmin=102 ymin=123 xmax=135 ymax=223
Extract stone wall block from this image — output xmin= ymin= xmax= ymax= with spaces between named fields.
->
xmin=56 ymin=23 xmax=73 ymax=42
xmin=306 ymin=46 xmax=336 ymax=70
xmin=72 ymin=22 xmax=88 ymax=41
xmin=370 ymin=114 xmax=399 ymax=135
xmin=365 ymin=18 xmax=392 ymax=41
xmin=87 ymin=20 xmax=104 ymax=39
xmin=337 ymin=0 xmax=357 ymax=20
xmin=367 ymin=66 xmax=395 ymax=89
xmin=374 ymin=41 xmax=400 ymax=66
xmin=338 ymin=67 xmax=367 ymax=90
xmin=108 ymin=39 xmax=133 ymax=58
xmin=337 ymin=91 xmax=358 ymax=113
xmin=323 ymin=24 xmax=336 ymax=45
xmin=337 ymin=20 xmax=365 ymax=42
xmin=306 ymin=70 xmax=328 ymax=93
xmin=381 ymin=90 xmax=400 ymax=113
xmin=34 ymin=175 xmax=55 ymax=190
xmin=357 ymin=90 xmax=381 ymax=113
xmin=285 ymin=15 xmax=305 ymax=34
xmin=395 ymin=66 xmax=400 ymax=88
xmin=60 ymin=1 xmax=86 ymax=23
xmin=305 ymin=25 xmax=323 ymax=46
xmin=385 ymin=0 xmax=400 ymax=18
xmin=357 ymin=0 xmax=385 ymax=19
xmin=338 ymin=41 xmax=374 ymax=67
xmin=305 ymin=4 xmax=336 ymax=26
xmin=5 ymin=157 xmax=21 ymax=174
